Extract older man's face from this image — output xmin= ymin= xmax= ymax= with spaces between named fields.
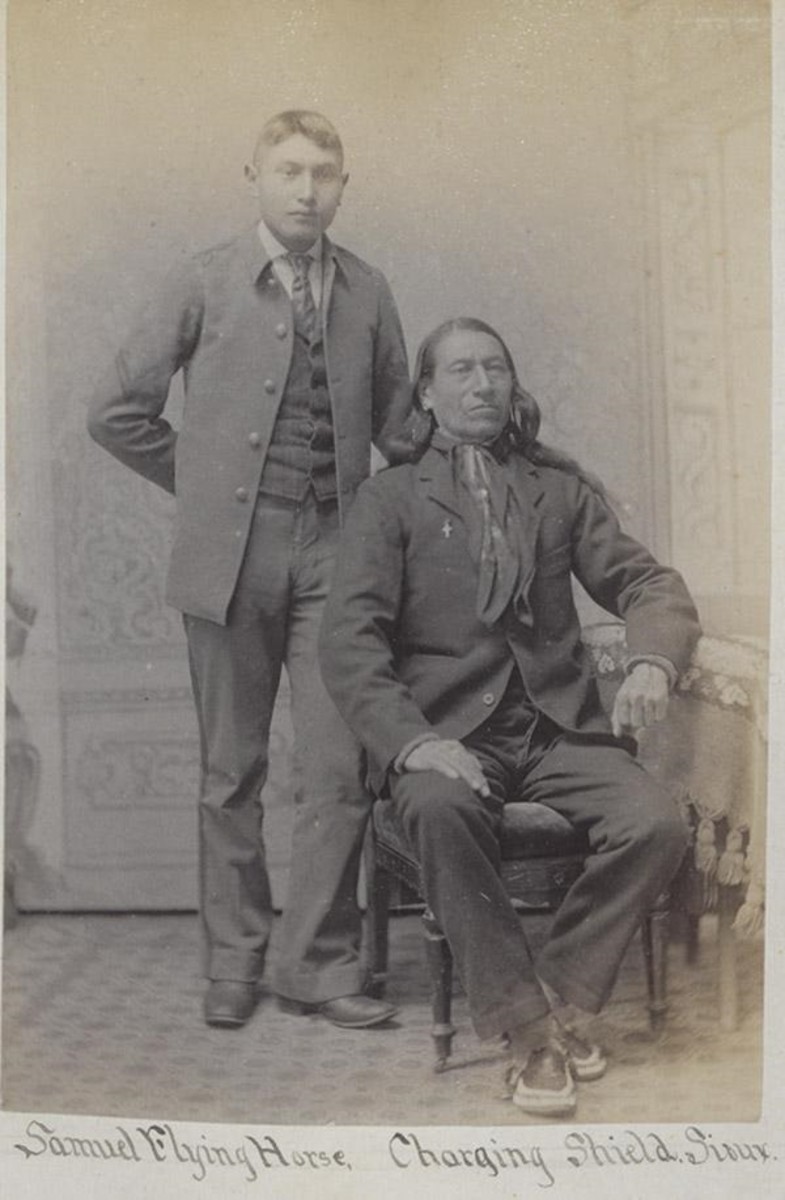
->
xmin=246 ymin=133 xmax=347 ymax=252
xmin=420 ymin=330 xmax=513 ymax=444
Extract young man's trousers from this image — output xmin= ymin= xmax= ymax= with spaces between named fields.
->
xmin=184 ymin=490 xmax=369 ymax=1003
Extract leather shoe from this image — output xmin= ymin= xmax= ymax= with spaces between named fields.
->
xmin=319 ymin=994 xmax=398 ymax=1028
xmin=278 ymin=993 xmax=397 ymax=1028
xmin=204 ymin=980 xmax=257 ymax=1028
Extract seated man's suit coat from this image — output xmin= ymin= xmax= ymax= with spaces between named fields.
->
xmin=320 ymin=444 xmax=701 ymax=791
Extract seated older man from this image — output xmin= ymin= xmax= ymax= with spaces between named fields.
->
xmin=319 ymin=317 xmax=700 ymax=1117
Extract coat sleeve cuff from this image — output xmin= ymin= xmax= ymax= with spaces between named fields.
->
xmin=392 ymin=731 xmax=441 ymax=774
xmin=624 ymin=654 xmax=679 ymax=691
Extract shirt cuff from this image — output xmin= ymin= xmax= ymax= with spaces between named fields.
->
xmin=624 ymin=654 xmax=679 ymax=691
xmin=392 ymin=731 xmax=441 ymax=774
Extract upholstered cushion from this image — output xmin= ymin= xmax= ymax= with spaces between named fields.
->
xmin=373 ymin=799 xmax=587 ymax=863
xmin=499 ymin=802 xmax=587 ymax=859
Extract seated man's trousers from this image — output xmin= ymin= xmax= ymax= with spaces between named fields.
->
xmin=389 ymin=685 xmax=689 ymax=1040
xmin=183 ymin=490 xmax=369 ymax=1002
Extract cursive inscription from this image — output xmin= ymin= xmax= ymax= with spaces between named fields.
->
xmin=389 ymin=1129 xmax=555 ymax=1187
xmin=565 ymin=1126 xmax=773 ymax=1169
xmin=13 ymin=1120 xmax=775 ymax=1185
xmin=14 ymin=1120 xmax=352 ymax=1183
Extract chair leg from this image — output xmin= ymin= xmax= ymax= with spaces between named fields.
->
xmin=641 ymin=894 xmax=670 ymax=1033
xmin=717 ymin=885 xmax=740 ymax=1032
xmin=684 ymin=913 xmax=701 ymax=965
xmin=363 ymin=831 xmax=391 ymax=999
xmin=422 ymin=908 xmax=456 ymax=1071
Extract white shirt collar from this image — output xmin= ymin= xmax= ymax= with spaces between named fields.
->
xmin=256 ymin=220 xmax=323 ymax=265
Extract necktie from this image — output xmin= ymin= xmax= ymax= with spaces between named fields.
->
xmin=288 ymin=253 xmax=318 ymax=343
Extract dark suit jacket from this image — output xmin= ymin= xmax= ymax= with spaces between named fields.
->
xmin=319 ymin=445 xmax=701 ymax=792
xmin=87 ymin=227 xmax=411 ymax=624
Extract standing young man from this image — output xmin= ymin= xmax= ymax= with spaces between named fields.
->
xmin=88 ymin=111 xmax=410 ymax=1029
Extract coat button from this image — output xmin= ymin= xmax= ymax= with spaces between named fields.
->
xmin=482 ymin=692 xmax=495 ymax=706
xmin=248 ymin=432 xmax=261 ymax=448
xmin=264 ymin=379 xmax=276 ymax=394
xmin=235 ymin=487 xmax=249 ymax=503
xmin=275 ymin=323 xmax=287 ymax=338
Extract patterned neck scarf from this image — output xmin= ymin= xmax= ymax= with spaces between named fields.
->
xmin=432 ymin=432 xmax=536 ymax=628
xmin=455 ymin=442 xmax=521 ymax=627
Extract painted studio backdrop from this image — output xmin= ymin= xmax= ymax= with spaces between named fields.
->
xmin=6 ymin=0 xmax=770 ymax=912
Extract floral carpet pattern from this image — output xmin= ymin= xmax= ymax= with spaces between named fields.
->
xmin=1 ymin=912 xmax=762 ymax=1127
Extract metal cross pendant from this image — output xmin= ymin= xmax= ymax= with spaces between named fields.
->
xmin=441 ymin=519 xmax=453 ymax=539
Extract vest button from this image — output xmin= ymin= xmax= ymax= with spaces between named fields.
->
xmin=275 ymin=323 xmax=287 ymax=338
xmin=482 ymin=692 xmax=495 ymax=706
xmin=264 ymin=379 xmax=276 ymax=394
xmin=235 ymin=487 xmax=249 ymax=503
xmin=248 ymin=432 xmax=261 ymax=448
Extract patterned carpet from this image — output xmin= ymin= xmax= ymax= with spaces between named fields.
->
xmin=1 ymin=911 xmax=762 ymax=1126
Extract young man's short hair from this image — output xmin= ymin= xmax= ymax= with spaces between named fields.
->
xmin=253 ymin=110 xmax=344 ymax=167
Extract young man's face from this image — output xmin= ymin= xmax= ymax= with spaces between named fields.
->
xmin=419 ymin=329 xmax=514 ymax=444
xmin=246 ymin=133 xmax=347 ymax=252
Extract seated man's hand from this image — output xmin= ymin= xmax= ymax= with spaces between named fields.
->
xmin=611 ymin=661 xmax=670 ymax=738
xmin=402 ymin=739 xmax=490 ymax=797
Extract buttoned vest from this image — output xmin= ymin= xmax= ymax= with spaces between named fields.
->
xmin=258 ymin=319 xmax=337 ymax=501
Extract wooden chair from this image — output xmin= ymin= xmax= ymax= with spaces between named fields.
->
xmin=363 ymin=622 xmax=767 ymax=1065
xmin=365 ymin=797 xmax=672 ymax=1070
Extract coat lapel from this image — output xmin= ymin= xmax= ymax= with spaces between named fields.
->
xmin=417 ymin=447 xmax=465 ymax=520
xmin=418 ymin=445 xmax=547 ymax=531
xmin=508 ymin=457 xmax=546 ymax=554
xmin=321 ymin=236 xmax=339 ymax=324
xmin=237 ymin=224 xmax=274 ymax=284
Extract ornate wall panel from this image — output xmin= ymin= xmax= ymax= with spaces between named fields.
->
xmin=54 ymin=453 xmax=182 ymax=654
xmin=624 ymin=0 xmax=770 ymax=634
xmin=55 ymin=681 xmax=295 ymax=909
xmin=655 ymin=129 xmax=735 ymax=591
